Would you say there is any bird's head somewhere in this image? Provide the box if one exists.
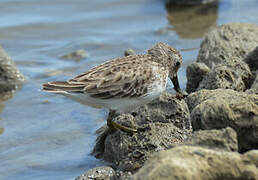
[147,42,182,80]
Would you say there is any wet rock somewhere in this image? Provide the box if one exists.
[174,127,238,152]
[92,93,191,172]
[166,0,219,5]
[132,146,258,180]
[75,166,115,180]
[186,89,258,152]
[60,49,88,61]
[166,1,218,39]
[244,46,258,71]
[186,62,211,93]
[124,49,136,56]
[0,46,25,92]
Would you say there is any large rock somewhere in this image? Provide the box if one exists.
[131,92,191,130]
[0,46,25,92]
[187,23,258,92]
[197,23,258,68]
[132,146,258,180]
[92,92,191,172]
[186,89,258,152]
[104,123,189,172]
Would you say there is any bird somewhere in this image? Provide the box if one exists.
[42,42,186,133]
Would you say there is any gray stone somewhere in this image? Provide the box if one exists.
[197,23,258,68]
[131,92,191,130]
[0,46,25,92]
[75,166,115,180]
[132,146,258,180]
[104,123,190,172]
[61,49,88,61]
[186,89,258,152]
[189,23,258,92]
[186,62,211,93]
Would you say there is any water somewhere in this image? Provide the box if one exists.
[0,0,257,179]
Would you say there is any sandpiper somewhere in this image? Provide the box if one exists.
[42,42,186,133]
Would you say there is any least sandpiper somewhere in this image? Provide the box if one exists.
[42,42,186,133]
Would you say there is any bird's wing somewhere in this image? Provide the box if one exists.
[42,55,160,99]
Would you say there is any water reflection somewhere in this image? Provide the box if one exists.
[165,2,219,39]
[0,91,15,136]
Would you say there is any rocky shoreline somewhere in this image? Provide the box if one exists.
[76,23,258,180]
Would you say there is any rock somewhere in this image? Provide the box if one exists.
[197,62,253,91]
[175,127,238,152]
[92,93,192,172]
[0,46,25,92]
[132,146,258,180]
[60,49,88,61]
[104,123,190,172]
[166,0,219,5]
[166,2,218,39]
[75,166,115,180]
[197,23,258,68]
[186,62,211,93]
[188,23,258,92]
[244,46,258,71]
[124,48,136,56]
[131,92,191,130]
[186,89,258,152]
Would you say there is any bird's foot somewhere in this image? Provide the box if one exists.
[108,120,137,134]
[107,110,137,134]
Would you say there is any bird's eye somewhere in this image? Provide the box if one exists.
[176,61,181,66]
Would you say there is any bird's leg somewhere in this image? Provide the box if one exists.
[107,110,137,133]
[171,74,188,99]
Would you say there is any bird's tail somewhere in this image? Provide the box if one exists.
[42,81,85,93]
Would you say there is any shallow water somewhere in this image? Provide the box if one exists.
[0,0,257,179]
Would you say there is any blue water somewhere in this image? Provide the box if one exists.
[0,0,257,179]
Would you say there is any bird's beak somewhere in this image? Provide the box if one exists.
[170,74,181,93]
[170,74,188,99]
